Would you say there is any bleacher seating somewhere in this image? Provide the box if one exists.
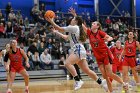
[0,38,11,50]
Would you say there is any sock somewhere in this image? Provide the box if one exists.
[96,77,102,85]
[74,75,80,81]
[7,88,11,91]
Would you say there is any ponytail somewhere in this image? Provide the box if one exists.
[75,16,87,42]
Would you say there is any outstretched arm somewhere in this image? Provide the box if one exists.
[104,35,113,42]
[52,29,68,40]
[45,17,65,32]
[69,7,88,33]
[20,49,30,68]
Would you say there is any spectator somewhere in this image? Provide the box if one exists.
[38,42,45,55]
[17,30,26,45]
[40,49,54,70]
[0,23,5,37]
[16,11,23,22]
[58,56,68,76]
[46,38,53,54]
[136,54,140,71]
[36,25,46,39]
[32,51,41,70]
[27,42,38,54]
[24,17,29,31]
[58,42,67,59]
[105,16,111,25]
[0,50,3,66]
[40,37,46,45]
[27,51,34,71]
[5,2,12,20]
[31,4,40,22]
[5,21,14,38]
[39,3,45,12]
[0,10,5,23]
[27,28,35,45]
[8,10,16,22]
[51,38,59,59]
[13,22,22,35]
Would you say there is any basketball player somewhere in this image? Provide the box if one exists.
[45,16,108,91]
[69,7,128,93]
[119,31,140,92]
[0,44,10,65]
[110,40,123,82]
[4,40,30,93]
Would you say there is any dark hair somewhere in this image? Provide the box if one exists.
[75,16,87,42]
[66,17,73,26]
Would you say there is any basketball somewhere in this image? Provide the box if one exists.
[44,10,55,18]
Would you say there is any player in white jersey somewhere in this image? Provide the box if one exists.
[1,44,10,65]
[46,16,108,91]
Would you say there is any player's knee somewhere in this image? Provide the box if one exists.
[106,71,113,77]
[24,73,29,79]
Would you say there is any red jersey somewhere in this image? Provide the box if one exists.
[87,29,109,59]
[8,48,23,68]
[110,46,123,65]
[124,40,136,57]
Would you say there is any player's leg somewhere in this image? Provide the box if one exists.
[65,52,83,90]
[99,64,112,92]
[19,69,29,93]
[7,71,16,93]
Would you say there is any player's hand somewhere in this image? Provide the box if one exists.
[26,62,30,68]
[45,17,54,23]
[68,7,77,17]
[5,65,9,72]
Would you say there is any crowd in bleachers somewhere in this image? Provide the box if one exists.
[0,2,140,74]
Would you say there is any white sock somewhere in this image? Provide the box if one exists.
[7,88,11,91]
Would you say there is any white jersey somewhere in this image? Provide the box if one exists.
[63,25,80,48]
[63,25,86,60]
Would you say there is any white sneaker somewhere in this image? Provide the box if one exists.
[123,83,130,93]
[100,79,108,92]
[7,89,12,93]
[74,80,84,90]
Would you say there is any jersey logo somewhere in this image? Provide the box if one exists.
[128,48,132,53]
[93,42,98,48]
[13,55,20,62]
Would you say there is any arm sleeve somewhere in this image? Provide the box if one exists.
[62,25,78,33]
[4,53,9,62]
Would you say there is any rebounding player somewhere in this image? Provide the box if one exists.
[4,40,30,93]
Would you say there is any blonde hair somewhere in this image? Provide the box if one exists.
[95,21,102,30]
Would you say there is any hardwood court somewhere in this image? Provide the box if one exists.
[0,78,138,93]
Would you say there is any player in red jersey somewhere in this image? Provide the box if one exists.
[69,8,128,93]
[4,40,30,93]
[110,40,123,82]
[120,31,140,90]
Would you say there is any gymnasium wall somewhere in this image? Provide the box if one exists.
[99,0,132,15]
[39,0,95,15]
[0,0,34,18]
[136,0,140,27]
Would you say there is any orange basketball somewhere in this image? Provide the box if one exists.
[44,10,55,18]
